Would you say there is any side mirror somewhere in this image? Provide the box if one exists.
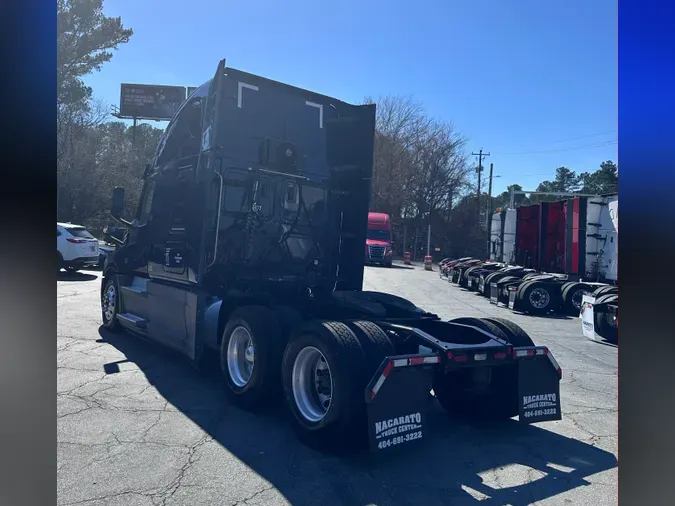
[111,187,125,218]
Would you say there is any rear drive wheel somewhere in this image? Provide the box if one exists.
[345,320,395,373]
[594,304,618,341]
[220,306,282,410]
[592,294,618,341]
[480,317,535,347]
[447,317,509,341]
[282,320,368,451]
[592,285,618,298]
[101,275,121,330]
[561,282,592,314]
[57,252,64,273]
[518,282,557,314]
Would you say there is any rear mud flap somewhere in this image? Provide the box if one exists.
[518,357,562,423]
[366,365,432,453]
[508,287,517,309]
[580,295,596,340]
[490,283,499,304]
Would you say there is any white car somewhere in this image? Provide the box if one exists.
[57,222,100,273]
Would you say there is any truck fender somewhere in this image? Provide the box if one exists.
[202,299,224,351]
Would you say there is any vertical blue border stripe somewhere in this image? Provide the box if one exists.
[619,0,675,211]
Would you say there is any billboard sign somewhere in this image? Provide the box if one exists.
[119,84,187,120]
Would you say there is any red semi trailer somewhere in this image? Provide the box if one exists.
[482,195,617,316]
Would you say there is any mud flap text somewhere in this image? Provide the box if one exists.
[518,357,562,423]
[367,367,430,452]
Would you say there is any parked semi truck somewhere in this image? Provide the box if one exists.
[365,212,393,267]
[101,59,562,453]
[482,195,618,315]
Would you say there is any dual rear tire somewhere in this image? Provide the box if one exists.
[220,306,393,450]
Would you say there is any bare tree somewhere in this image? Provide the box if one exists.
[366,95,434,216]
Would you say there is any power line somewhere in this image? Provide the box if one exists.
[538,130,617,145]
[499,140,617,156]
[501,130,617,153]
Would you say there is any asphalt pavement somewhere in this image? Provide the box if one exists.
[58,263,617,506]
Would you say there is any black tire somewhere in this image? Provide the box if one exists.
[518,282,557,314]
[345,320,395,374]
[434,317,517,420]
[561,282,592,314]
[57,252,64,273]
[220,305,282,411]
[282,320,368,451]
[66,265,79,274]
[594,305,617,341]
[481,317,535,347]
[448,317,510,341]
[101,275,121,330]
[595,293,618,306]
[385,259,393,268]
[592,285,618,298]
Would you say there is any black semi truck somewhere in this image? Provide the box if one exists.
[101,59,563,453]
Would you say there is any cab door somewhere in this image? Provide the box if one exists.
[142,94,207,356]
[147,95,205,285]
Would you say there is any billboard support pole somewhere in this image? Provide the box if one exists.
[132,117,137,145]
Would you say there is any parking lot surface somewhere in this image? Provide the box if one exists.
[58,264,617,506]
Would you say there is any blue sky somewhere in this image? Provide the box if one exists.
[83,0,617,195]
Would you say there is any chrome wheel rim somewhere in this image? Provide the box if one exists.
[102,284,116,322]
[529,287,551,309]
[227,326,255,387]
[571,289,585,310]
[292,346,333,423]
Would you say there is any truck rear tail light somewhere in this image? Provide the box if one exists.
[494,352,507,359]
[453,354,468,362]
[66,238,87,244]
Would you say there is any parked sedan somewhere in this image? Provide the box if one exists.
[57,222,99,273]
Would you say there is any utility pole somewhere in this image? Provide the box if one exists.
[486,163,494,228]
[403,226,407,257]
[427,224,431,256]
[471,148,490,223]
[486,163,494,257]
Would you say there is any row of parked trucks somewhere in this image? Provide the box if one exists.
[439,195,618,343]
